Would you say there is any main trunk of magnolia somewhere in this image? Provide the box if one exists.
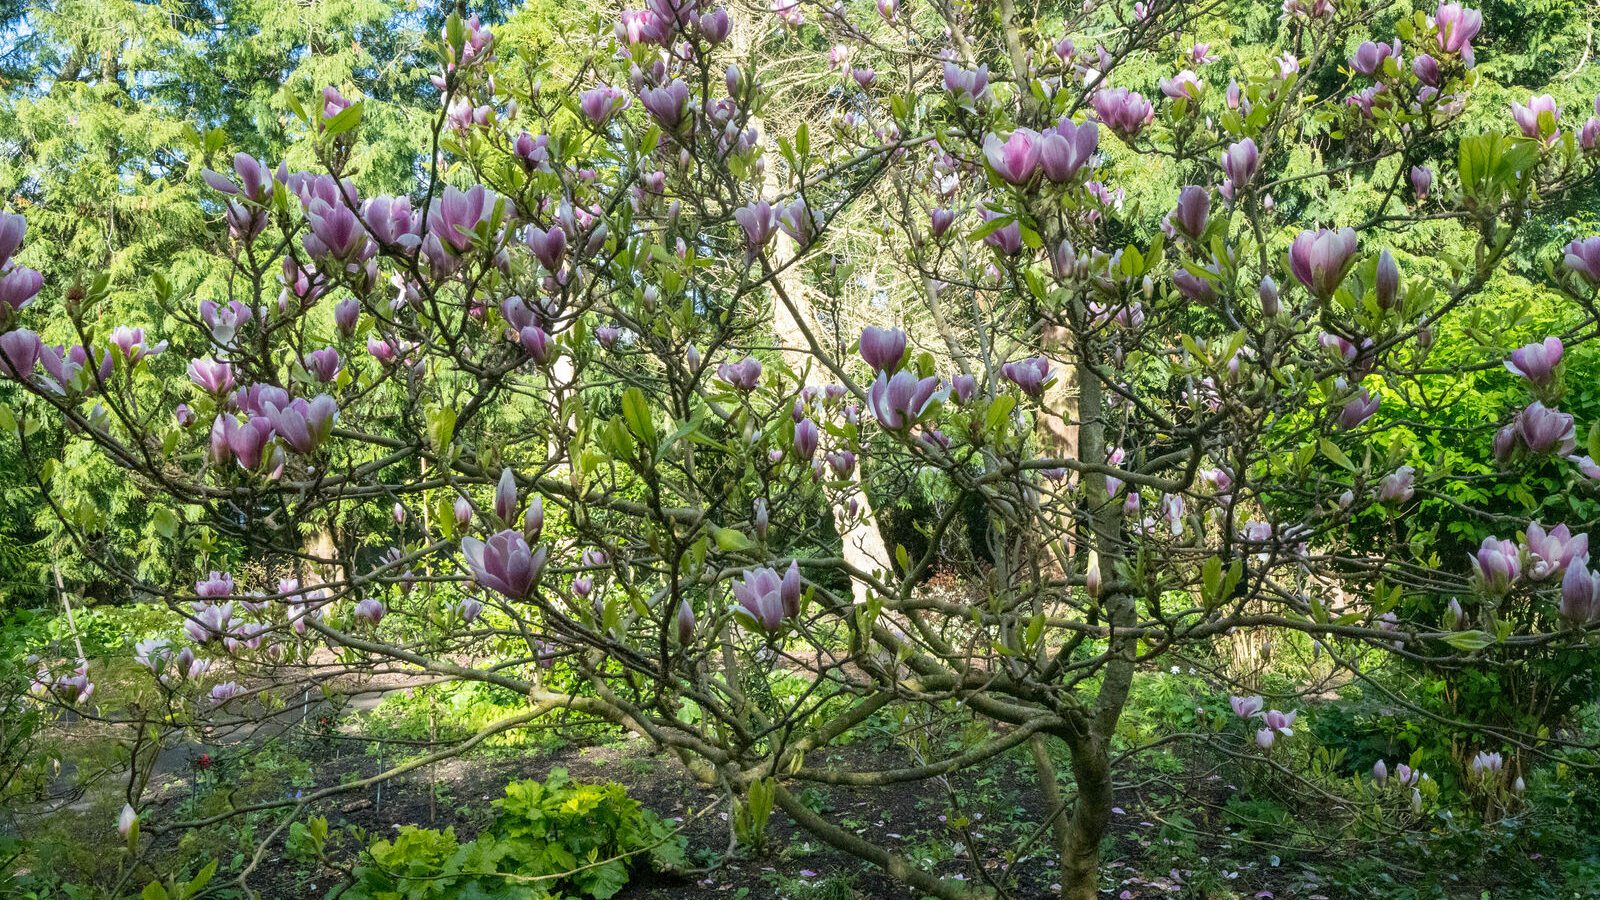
[1059,734,1114,900]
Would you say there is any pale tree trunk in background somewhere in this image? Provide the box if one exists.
[302,525,345,590]
[1038,325,1080,566]
[771,245,895,604]
[735,20,895,605]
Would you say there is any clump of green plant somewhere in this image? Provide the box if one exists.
[336,769,685,899]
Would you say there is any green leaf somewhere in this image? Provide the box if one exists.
[1320,439,1356,472]
[428,406,457,452]
[1024,612,1044,648]
[152,507,179,539]
[1202,555,1223,603]
[1441,630,1496,652]
[141,882,169,900]
[322,101,364,137]
[711,526,755,553]
[968,213,1015,242]
[985,394,1016,435]
[621,387,656,447]
[184,860,217,897]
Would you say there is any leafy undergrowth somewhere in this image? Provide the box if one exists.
[145,703,1597,900]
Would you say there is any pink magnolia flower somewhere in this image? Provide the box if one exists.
[982,129,1040,185]
[1002,357,1054,397]
[1510,94,1560,143]
[1469,536,1521,595]
[1158,70,1203,101]
[0,328,42,380]
[578,85,630,126]
[867,371,944,430]
[462,530,546,600]
[734,200,778,248]
[1230,695,1264,718]
[859,326,907,372]
[0,266,42,311]
[1514,401,1576,455]
[1505,336,1563,387]
[1091,87,1153,139]
[1289,227,1359,298]
[1560,563,1600,623]
[1263,709,1297,735]
[1523,522,1587,580]
[717,356,762,391]
[1565,236,1600,284]
[731,562,802,631]
[1433,3,1483,67]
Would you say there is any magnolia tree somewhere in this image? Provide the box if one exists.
[11,0,1600,896]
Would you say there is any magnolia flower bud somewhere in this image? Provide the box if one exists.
[335,299,360,337]
[677,598,695,643]
[1410,165,1432,202]
[753,498,769,542]
[353,597,385,626]
[1375,250,1400,310]
[495,467,518,526]
[1257,277,1280,317]
[1085,550,1102,599]
[119,804,139,840]
[524,495,544,544]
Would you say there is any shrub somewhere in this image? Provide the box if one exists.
[342,769,685,900]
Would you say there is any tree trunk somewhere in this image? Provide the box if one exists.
[1037,324,1080,566]
[1059,734,1113,900]
[1059,319,1133,900]
[737,19,894,605]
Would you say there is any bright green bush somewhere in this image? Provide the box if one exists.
[341,769,685,900]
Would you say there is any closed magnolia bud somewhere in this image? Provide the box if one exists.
[1373,759,1388,786]
[524,495,544,544]
[335,298,360,337]
[1445,597,1464,629]
[454,496,473,527]
[677,598,695,643]
[753,498,769,541]
[1258,276,1279,317]
[393,503,406,525]
[794,418,819,459]
[1410,165,1432,202]
[354,597,385,626]
[495,467,518,526]
[1375,250,1400,309]
[118,804,138,839]
[1085,550,1102,599]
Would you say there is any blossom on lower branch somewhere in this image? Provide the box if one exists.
[462,529,548,600]
[731,562,802,632]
